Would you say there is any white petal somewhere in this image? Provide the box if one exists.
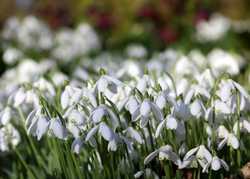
[220,159,229,171]
[50,118,67,140]
[71,138,84,154]
[61,90,70,109]
[144,150,159,165]
[140,100,151,117]
[108,140,117,151]
[166,116,178,130]
[14,88,26,107]
[1,107,11,125]
[183,146,199,161]
[150,102,163,121]
[243,120,250,133]
[140,116,149,128]
[36,117,49,140]
[91,107,106,123]
[85,125,99,142]
[155,120,166,138]
[126,97,139,114]
[127,127,143,144]
[99,122,114,141]
[228,134,239,149]
[211,156,221,171]
[217,137,227,150]
[156,95,166,109]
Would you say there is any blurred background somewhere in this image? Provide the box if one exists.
[1,0,250,52]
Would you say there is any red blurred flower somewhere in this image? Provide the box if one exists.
[159,26,178,44]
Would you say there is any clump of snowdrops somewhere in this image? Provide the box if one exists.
[0,16,250,179]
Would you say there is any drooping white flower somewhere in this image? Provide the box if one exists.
[49,118,67,140]
[61,85,82,109]
[132,99,163,128]
[217,125,239,150]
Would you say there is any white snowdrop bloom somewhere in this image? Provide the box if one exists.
[76,23,100,52]
[99,122,115,141]
[14,88,26,107]
[33,78,56,97]
[173,101,191,121]
[49,118,67,140]
[65,109,86,138]
[95,75,124,98]
[176,78,190,96]
[117,61,141,78]
[2,17,20,40]
[126,127,143,144]
[175,56,199,76]
[89,105,119,130]
[195,69,215,90]
[196,14,230,42]
[16,59,44,83]
[208,49,243,76]
[126,44,147,59]
[132,99,163,128]
[3,47,23,65]
[188,49,207,68]
[136,75,154,94]
[85,122,115,143]
[217,125,239,150]
[13,88,39,107]
[17,16,53,50]
[26,109,50,140]
[51,72,68,87]
[144,145,180,166]
[0,107,12,125]
[71,138,84,154]
[156,90,176,109]
[233,118,250,134]
[214,100,232,114]
[125,96,139,115]
[0,124,20,151]
[190,99,205,118]
[196,145,212,173]
[61,85,82,109]
[155,114,179,137]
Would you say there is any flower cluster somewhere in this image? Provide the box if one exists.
[0,16,249,178]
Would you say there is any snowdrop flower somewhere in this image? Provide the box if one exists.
[136,75,154,94]
[132,99,163,128]
[65,109,86,138]
[61,85,82,109]
[173,101,191,121]
[125,127,143,144]
[71,138,84,154]
[233,118,250,134]
[0,124,20,151]
[95,75,124,99]
[175,56,199,76]
[125,96,139,115]
[0,107,12,125]
[126,44,147,59]
[208,49,243,76]
[89,105,119,130]
[217,125,239,150]
[155,90,176,110]
[13,88,39,107]
[85,122,115,143]
[155,115,178,138]
[144,145,179,165]
[196,14,230,42]
[3,47,23,65]
[49,117,67,140]
[33,78,56,97]
[26,108,50,140]
[190,99,206,118]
